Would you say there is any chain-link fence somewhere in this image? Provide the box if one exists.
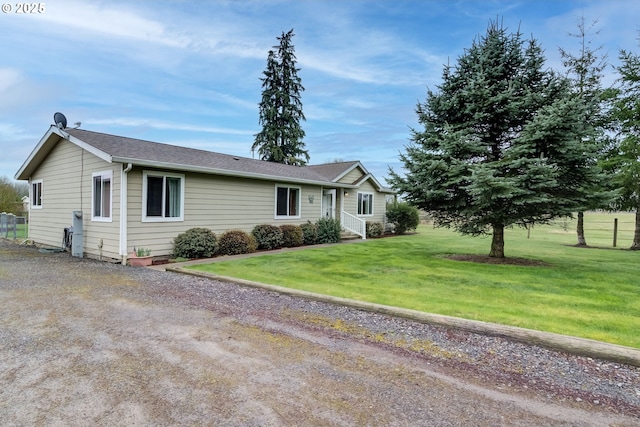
[0,213,27,239]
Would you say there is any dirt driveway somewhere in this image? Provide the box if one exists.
[1,240,638,426]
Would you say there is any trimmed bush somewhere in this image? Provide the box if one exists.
[252,224,283,250]
[173,227,218,259]
[386,202,420,235]
[316,217,342,244]
[280,224,304,248]
[218,229,257,256]
[366,221,384,238]
[300,221,318,245]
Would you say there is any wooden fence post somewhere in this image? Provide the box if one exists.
[0,212,6,237]
[613,218,618,248]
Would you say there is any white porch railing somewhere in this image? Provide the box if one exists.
[341,211,366,240]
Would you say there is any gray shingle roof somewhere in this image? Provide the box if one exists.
[307,161,361,181]
[65,128,360,185]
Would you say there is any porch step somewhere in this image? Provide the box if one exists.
[340,231,362,241]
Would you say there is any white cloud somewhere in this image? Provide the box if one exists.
[0,122,32,139]
[0,68,63,114]
[22,0,269,62]
[0,68,23,93]
[40,0,189,48]
[299,53,385,84]
[87,117,255,136]
[295,15,443,87]
[204,91,257,111]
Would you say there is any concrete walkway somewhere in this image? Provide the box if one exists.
[152,246,640,368]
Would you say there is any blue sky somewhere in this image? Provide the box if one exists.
[2,0,639,183]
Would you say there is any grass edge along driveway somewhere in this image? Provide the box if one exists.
[188,223,640,349]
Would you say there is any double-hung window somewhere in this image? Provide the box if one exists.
[31,180,43,209]
[275,185,300,218]
[143,171,184,222]
[92,171,112,221]
[357,192,373,216]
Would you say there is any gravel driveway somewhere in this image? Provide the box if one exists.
[1,239,639,426]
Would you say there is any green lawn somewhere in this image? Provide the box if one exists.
[188,212,640,348]
[2,223,27,240]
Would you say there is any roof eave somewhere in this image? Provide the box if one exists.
[15,126,112,180]
[352,172,394,193]
[331,161,365,183]
[15,127,57,180]
[112,156,351,187]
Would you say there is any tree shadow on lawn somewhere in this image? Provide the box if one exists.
[445,254,551,267]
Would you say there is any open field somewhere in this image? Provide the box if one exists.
[189,212,640,348]
[533,211,637,248]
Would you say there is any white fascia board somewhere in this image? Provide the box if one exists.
[14,126,112,180]
[331,161,366,183]
[352,172,394,193]
[14,127,58,180]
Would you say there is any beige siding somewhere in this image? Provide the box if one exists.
[82,160,121,260]
[342,179,387,224]
[29,143,391,260]
[28,139,121,259]
[337,166,365,185]
[125,169,325,256]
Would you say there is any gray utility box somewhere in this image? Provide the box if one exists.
[71,211,83,258]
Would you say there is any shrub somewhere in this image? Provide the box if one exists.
[252,224,283,250]
[366,221,384,238]
[218,229,257,256]
[173,227,218,259]
[316,217,342,244]
[386,202,420,235]
[300,221,318,245]
[280,224,303,248]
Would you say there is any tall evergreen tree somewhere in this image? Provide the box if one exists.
[389,20,605,258]
[605,45,640,249]
[252,29,309,165]
[559,17,614,246]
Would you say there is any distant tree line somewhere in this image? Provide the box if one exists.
[0,177,28,215]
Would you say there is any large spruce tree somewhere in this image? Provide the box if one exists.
[252,29,309,166]
[389,20,604,258]
[605,46,640,249]
[559,17,614,246]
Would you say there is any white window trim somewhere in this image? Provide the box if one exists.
[142,170,185,222]
[357,191,374,217]
[274,184,302,219]
[31,179,43,209]
[91,170,113,222]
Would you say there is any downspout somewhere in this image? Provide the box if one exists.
[119,163,132,264]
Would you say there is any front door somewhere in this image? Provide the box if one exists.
[322,189,336,219]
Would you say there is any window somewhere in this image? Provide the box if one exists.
[31,180,43,209]
[357,192,373,216]
[143,171,184,221]
[275,185,300,218]
[92,171,112,221]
